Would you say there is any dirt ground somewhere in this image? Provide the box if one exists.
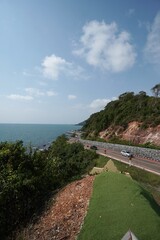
[19,175,95,240]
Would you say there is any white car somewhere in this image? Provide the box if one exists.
[121,150,133,157]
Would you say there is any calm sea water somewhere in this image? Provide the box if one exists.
[0,124,81,147]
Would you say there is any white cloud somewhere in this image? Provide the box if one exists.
[7,88,57,101]
[25,88,57,97]
[42,54,69,80]
[68,94,77,100]
[7,94,33,101]
[89,98,111,109]
[74,20,136,72]
[41,54,86,80]
[25,88,45,97]
[46,91,58,97]
[144,12,160,65]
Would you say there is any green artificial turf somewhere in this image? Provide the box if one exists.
[78,172,160,240]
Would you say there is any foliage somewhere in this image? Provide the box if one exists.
[82,91,160,137]
[113,159,160,187]
[48,135,97,185]
[151,83,160,97]
[0,137,97,239]
[94,155,109,168]
[107,136,160,150]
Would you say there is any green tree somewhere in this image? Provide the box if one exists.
[151,83,160,97]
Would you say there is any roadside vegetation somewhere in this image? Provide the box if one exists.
[91,155,160,187]
[78,172,160,240]
[0,135,97,239]
[113,159,160,206]
[94,155,110,168]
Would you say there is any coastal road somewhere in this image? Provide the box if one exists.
[85,144,160,176]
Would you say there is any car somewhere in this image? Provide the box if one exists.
[90,145,98,150]
[121,150,133,157]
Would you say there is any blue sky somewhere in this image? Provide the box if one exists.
[0,0,160,124]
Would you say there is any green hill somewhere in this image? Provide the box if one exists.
[78,172,160,240]
[82,91,160,137]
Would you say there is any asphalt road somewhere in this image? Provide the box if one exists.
[69,137,160,176]
[86,144,160,176]
[71,138,160,175]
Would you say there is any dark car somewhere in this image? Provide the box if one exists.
[90,145,98,150]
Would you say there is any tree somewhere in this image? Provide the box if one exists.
[151,84,160,97]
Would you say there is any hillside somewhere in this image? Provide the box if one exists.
[14,176,95,240]
[15,171,160,240]
[82,91,160,146]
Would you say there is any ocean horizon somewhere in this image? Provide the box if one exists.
[0,123,81,148]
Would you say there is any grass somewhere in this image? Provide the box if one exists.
[94,155,160,186]
[94,155,110,168]
[78,172,160,240]
[93,155,160,202]
[113,159,160,187]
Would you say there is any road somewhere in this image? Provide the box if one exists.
[85,144,160,176]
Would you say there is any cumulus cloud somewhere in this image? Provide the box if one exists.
[25,88,45,97]
[7,88,57,101]
[42,54,69,80]
[144,12,160,65]
[68,94,77,100]
[89,98,111,109]
[74,20,136,72]
[7,94,33,101]
[25,88,58,97]
[41,54,86,80]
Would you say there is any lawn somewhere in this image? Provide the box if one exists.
[94,155,109,168]
[78,172,160,240]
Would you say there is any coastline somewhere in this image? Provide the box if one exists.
[0,123,81,148]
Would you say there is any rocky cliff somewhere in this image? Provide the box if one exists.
[99,121,160,146]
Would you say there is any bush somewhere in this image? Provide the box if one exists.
[0,138,97,239]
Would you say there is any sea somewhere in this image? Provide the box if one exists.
[0,124,81,148]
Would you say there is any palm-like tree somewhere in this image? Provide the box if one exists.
[151,83,160,97]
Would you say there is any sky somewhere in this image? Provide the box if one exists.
[0,0,160,124]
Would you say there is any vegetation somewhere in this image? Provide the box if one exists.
[1,135,159,239]
[78,172,160,240]
[151,83,160,97]
[113,160,160,187]
[93,155,160,187]
[82,91,160,138]
[94,155,110,168]
[0,136,97,239]
[107,136,160,150]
